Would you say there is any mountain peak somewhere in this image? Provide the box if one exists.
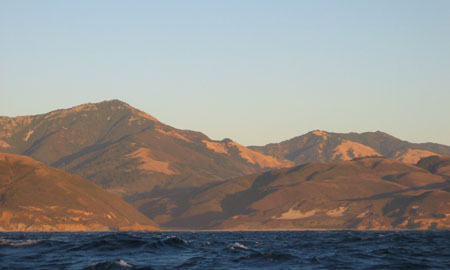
[101,99,126,104]
[310,130,329,138]
[99,99,159,122]
[38,100,159,125]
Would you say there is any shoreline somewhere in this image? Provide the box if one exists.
[1,228,448,233]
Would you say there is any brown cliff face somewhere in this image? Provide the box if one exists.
[0,153,158,231]
[249,130,450,165]
[165,157,450,230]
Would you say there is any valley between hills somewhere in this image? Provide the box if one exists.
[1,100,449,231]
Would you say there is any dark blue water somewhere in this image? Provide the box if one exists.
[1,231,449,270]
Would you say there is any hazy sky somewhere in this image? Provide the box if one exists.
[1,1,449,146]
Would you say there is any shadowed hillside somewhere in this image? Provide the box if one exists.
[0,153,158,231]
[417,156,450,179]
[165,157,450,230]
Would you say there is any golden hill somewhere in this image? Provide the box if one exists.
[0,153,158,231]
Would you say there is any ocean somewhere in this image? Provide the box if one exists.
[0,231,449,269]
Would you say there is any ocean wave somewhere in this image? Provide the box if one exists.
[84,259,155,270]
[147,235,189,249]
[70,234,149,251]
[1,231,449,270]
[174,256,203,269]
[236,250,296,262]
[0,239,40,247]
[84,260,133,270]
[162,235,189,246]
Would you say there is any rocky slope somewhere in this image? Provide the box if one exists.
[250,130,450,165]
[165,156,450,230]
[0,153,158,231]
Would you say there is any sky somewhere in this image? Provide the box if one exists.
[1,0,449,146]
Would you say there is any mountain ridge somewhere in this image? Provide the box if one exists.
[0,99,291,193]
[249,130,450,165]
[1,100,449,229]
[0,100,292,225]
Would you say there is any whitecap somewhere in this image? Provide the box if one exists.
[230,242,249,250]
[117,260,131,267]
[84,259,133,270]
[0,239,40,246]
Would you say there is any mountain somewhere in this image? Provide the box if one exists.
[2,101,449,229]
[0,100,292,223]
[0,100,291,192]
[165,156,450,230]
[249,130,450,165]
[0,153,158,231]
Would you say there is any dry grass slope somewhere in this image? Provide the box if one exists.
[0,153,158,232]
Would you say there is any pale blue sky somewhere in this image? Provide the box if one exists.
[1,1,449,146]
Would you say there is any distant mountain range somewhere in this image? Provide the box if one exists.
[0,153,157,231]
[0,100,449,230]
[250,130,450,164]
